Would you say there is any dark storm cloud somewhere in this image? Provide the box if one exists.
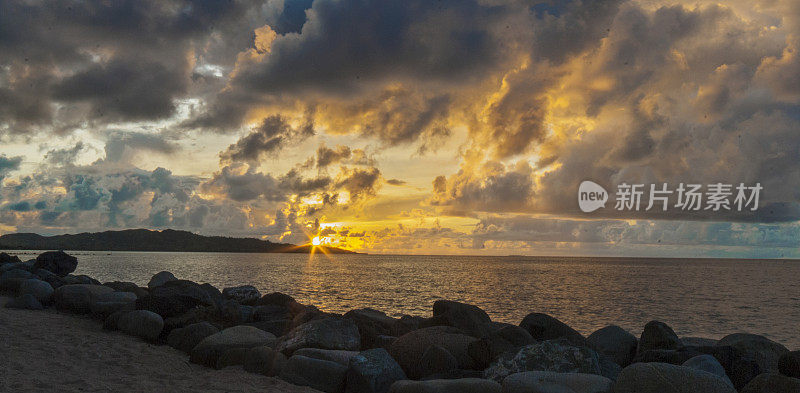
[0,155,23,185]
[220,115,315,163]
[45,143,85,166]
[104,131,179,163]
[202,164,285,202]
[336,167,382,200]
[316,145,352,168]
[272,0,315,34]
[432,161,535,214]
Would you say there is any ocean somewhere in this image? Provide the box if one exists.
[6,251,799,349]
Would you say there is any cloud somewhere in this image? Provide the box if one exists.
[220,115,314,163]
[104,131,179,163]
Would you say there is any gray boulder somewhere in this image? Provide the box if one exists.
[118,310,164,341]
[484,339,602,382]
[779,350,800,378]
[33,251,77,277]
[637,321,682,353]
[1,268,33,281]
[520,313,584,345]
[147,271,177,289]
[612,362,736,393]
[419,345,459,378]
[190,325,276,367]
[215,347,252,369]
[34,269,66,289]
[280,355,348,393]
[681,337,718,347]
[5,293,44,310]
[388,378,502,393]
[346,348,407,393]
[587,325,638,367]
[136,279,214,318]
[103,281,148,298]
[682,354,733,387]
[166,321,220,353]
[220,299,254,325]
[389,326,478,379]
[294,348,359,366]
[716,333,789,372]
[277,317,361,355]
[740,372,800,393]
[53,284,114,313]
[243,345,287,376]
[345,308,397,349]
[502,371,613,393]
[426,300,493,338]
[18,278,54,303]
[0,252,21,265]
[222,285,261,305]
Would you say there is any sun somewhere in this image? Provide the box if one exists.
[311,236,322,246]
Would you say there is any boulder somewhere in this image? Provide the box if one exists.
[346,348,407,393]
[484,339,602,382]
[391,315,424,337]
[65,274,101,285]
[245,319,292,337]
[294,348,359,366]
[779,351,800,378]
[257,291,298,308]
[18,278,54,303]
[34,269,66,289]
[587,325,638,367]
[53,284,114,313]
[147,271,177,289]
[136,279,214,318]
[253,304,292,322]
[716,333,789,372]
[598,354,622,381]
[0,277,25,293]
[389,326,478,380]
[5,293,44,310]
[190,325,276,367]
[681,337,718,347]
[222,285,261,305]
[220,299,254,325]
[632,347,704,365]
[103,310,127,331]
[0,252,21,265]
[2,268,33,281]
[345,308,397,349]
[612,362,736,393]
[419,345,459,378]
[520,313,584,345]
[117,310,164,341]
[740,372,800,393]
[33,251,77,277]
[103,281,148,298]
[637,321,682,353]
[243,345,287,376]
[280,355,348,393]
[200,283,224,307]
[426,300,493,338]
[166,321,220,353]
[388,378,502,393]
[682,354,733,387]
[277,317,361,355]
[215,347,252,369]
[502,371,613,393]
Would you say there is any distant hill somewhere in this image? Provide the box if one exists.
[0,229,355,254]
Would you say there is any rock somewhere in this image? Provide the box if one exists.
[716,333,789,372]
[388,378,502,393]
[222,285,261,305]
[502,371,613,393]
[612,362,736,393]
[200,283,224,307]
[280,355,348,393]
[391,315,424,337]
[147,271,177,289]
[220,299,254,325]
[277,317,361,355]
[103,281,148,298]
[682,354,733,387]
[53,284,114,313]
[740,372,800,393]
[427,300,493,338]
[253,304,292,322]
[190,325,276,367]
[779,351,800,378]
[162,305,220,334]
[681,337,718,347]
[103,310,127,330]
[375,335,398,349]
[257,291,298,307]
[18,278,54,303]
[166,321,220,353]
[34,269,66,289]
[484,339,602,382]
[520,313,584,345]
[117,310,164,341]
[93,290,137,305]
[136,279,214,318]
[294,348,359,366]
[243,345,287,376]
[245,319,292,337]
[0,252,21,265]
[5,293,44,310]
[33,251,77,277]
[632,347,704,365]
[2,268,34,281]
[389,326,478,380]
[215,347,252,369]
[637,321,682,353]
[419,345,459,378]
[587,325,638,367]
[598,354,622,381]
[65,274,100,285]
[346,348,407,393]
[345,308,396,349]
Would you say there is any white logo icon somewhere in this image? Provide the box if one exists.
[579,181,608,212]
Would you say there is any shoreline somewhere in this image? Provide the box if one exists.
[2,251,799,393]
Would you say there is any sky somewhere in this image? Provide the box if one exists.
[0,0,798,257]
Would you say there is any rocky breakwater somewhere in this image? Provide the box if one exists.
[1,250,799,393]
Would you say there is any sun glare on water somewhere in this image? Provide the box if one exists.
[311,236,322,246]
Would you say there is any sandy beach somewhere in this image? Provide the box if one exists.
[0,297,318,393]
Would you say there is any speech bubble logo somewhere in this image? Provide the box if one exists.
[578,180,608,212]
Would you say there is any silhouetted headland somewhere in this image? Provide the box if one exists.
[0,229,355,254]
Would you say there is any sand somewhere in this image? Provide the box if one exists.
[0,297,319,392]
